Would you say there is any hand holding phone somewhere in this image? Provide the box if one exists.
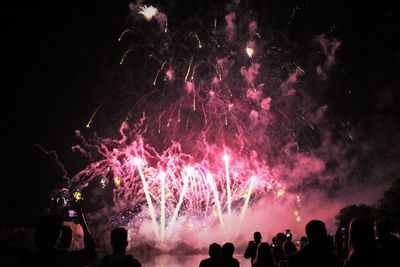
[286,229,292,240]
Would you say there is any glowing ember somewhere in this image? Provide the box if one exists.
[246,46,254,58]
[276,188,286,198]
[73,191,82,201]
[100,178,106,188]
[114,176,121,186]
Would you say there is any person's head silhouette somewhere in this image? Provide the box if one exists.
[255,242,273,264]
[208,242,221,259]
[283,241,297,256]
[376,221,393,238]
[221,242,235,258]
[111,227,129,253]
[348,219,375,255]
[59,225,72,249]
[254,231,262,243]
[35,214,63,248]
[305,220,327,244]
[276,232,286,246]
[299,236,308,249]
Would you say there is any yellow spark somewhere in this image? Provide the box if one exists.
[276,188,285,197]
[73,191,82,201]
[114,176,121,186]
[138,5,158,21]
[246,46,254,58]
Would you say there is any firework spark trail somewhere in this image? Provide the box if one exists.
[223,153,232,215]
[207,173,224,226]
[160,171,166,241]
[193,33,202,48]
[120,48,133,64]
[184,58,193,82]
[240,176,255,221]
[86,98,107,128]
[153,60,167,85]
[118,29,132,42]
[169,167,190,230]
[34,144,70,182]
[134,157,159,239]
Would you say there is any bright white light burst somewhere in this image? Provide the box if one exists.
[138,5,159,21]
[246,46,254,58]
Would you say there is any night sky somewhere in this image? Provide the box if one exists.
[4,0,400,228]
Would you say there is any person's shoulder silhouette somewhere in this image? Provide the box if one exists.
[288,220,340,267]
[221,242,240,267]
[244,231,262,264]
[30,214,65,266]
[99,227,141,267]
[253,242,274,267]
[199,243,221,267]
[29,210,96,267]
[344,219,377,267]
[376,221,400,267]
[59,225,73,250]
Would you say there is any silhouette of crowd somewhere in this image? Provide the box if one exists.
[200,219,400,267]
[18,207,400,267]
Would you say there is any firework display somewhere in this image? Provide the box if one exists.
[51,1,344,246]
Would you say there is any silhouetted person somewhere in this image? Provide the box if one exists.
[326,235,335,253]
[343,219,377,267]
[272,233,285,265]
[245,231,262,264]
[252,242,275,267]
[334,221,348,264]
[288,220,341,267]
[29,210,96,267]
[59,225,73,250]
[279,241,297,267]
[199,243,221,267]
[376,221,400,267]
[299,237,307,250]
[99,227,141,267]
[221,242,240,267]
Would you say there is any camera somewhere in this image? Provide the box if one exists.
[338,221,347,235]
[68,209,78,218]
[64,207,78,221]
[286,229,292,241]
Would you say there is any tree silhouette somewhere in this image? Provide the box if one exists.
[375,178,400,231]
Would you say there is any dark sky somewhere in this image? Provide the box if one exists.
[3,0,400,227]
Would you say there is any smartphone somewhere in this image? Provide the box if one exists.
[286,229,291,237]
[68,209,78,218]
[286,229,292,240]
